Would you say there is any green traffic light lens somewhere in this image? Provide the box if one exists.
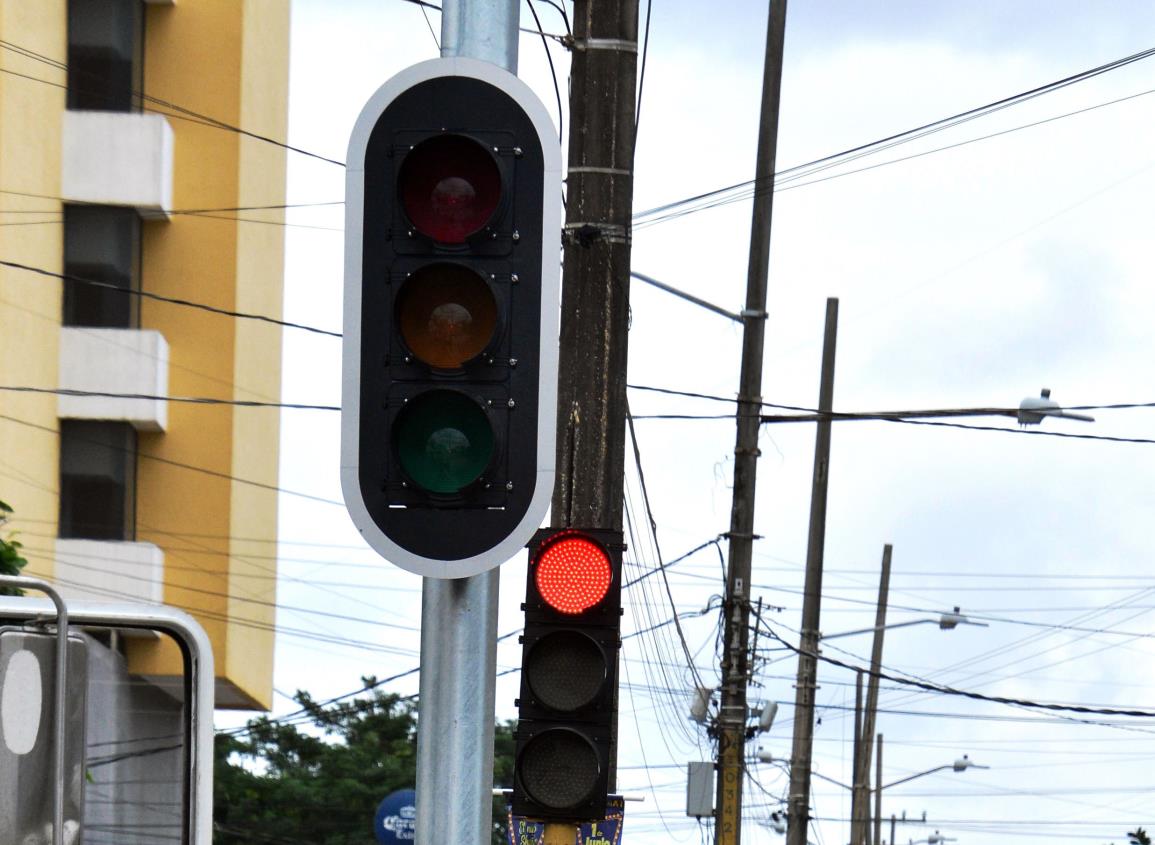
[394,390,495,494]
[518,729,600,810]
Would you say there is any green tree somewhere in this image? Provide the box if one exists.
[0,500,29,596]
[214,680,517,845]
[1128,828,1151,845]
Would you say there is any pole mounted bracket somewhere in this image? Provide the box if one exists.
[564,221,631,246]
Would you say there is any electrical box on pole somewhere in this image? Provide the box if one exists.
[513,528,624,820]
[342,58,561,579]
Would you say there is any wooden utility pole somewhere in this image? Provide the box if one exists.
[552,1,638,530]
[715,5,789,843]
[785,298,839,845]
[552,0,639,822]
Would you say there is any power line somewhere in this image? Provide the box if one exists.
[0,259,341,338]
[0,385,338,411]
[632,44,1155,226]
[0,412,343,507]
[758,618,1155,719]
[0,39,345,167]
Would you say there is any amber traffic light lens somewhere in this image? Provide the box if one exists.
[535,535,613,615]
[396,264,497,369]
[399,134,501,243]
[525,630,606,712]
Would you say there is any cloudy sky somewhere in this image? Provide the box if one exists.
[238,2,1155,843]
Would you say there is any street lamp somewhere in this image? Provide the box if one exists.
[818,608,987,641]
[817,609,985,845]
[880,755,989,791]
[878,757,988,845]
[774,755,986,845]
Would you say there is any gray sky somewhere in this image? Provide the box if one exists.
[233,2,1155,843]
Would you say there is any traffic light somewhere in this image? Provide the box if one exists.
[342,58,561,579]
[513,528,624,820]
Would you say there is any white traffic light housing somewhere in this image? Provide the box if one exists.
[342,58,561,579]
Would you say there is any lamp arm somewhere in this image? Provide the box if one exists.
[880,764,952,790]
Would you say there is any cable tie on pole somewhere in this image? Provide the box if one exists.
[568,165,632,177]
[571,37,638,53]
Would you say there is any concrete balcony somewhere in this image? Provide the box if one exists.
[58,328,169,431]
[61,111,174,219]
[54,539,165,605]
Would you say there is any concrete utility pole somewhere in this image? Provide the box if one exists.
[714,3,789,844]
[549,0,638,840]
[785,298,839,845]
[853,546,893,845]
[413,3,517,844]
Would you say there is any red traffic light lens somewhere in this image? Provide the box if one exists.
[397,263,497,369]
[399,134,501,243]
[535,535,612,615]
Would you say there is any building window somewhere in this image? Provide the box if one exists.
[67,0,143,112]
[63,205,141,329]
[59,421,137,541]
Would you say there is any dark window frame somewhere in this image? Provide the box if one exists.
[59,420,138,542]
[62,204,142,329]
[66,0,144,113]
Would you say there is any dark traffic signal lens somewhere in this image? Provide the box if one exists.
[399,134,501,243]
[396,263,497,369]
[535,535,613,614]
[525,631,606,711]
[394,390,494,494]
[517,729,601,811]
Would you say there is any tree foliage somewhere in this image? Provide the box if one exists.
[1129,828,1151,845]
[0,499,28,596]
[214,680,516,845]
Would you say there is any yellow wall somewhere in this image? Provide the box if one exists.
[0,0,289,711]
[130,0,290,710]
[0,2,65,554]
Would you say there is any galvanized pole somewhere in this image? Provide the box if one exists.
[714,3,789,844]
[786,297,839,845]
[413,3,518,844]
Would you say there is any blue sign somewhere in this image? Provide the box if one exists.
[507,796,625,845]
[374,789,416,844]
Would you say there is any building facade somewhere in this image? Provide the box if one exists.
[0,0,290,711]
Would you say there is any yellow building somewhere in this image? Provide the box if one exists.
[0,0,289,710]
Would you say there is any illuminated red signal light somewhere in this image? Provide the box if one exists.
[398,134,502,243]
[534,534,612,615]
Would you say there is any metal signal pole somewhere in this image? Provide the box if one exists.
[414,3,518,843]
[715,3,789,844]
